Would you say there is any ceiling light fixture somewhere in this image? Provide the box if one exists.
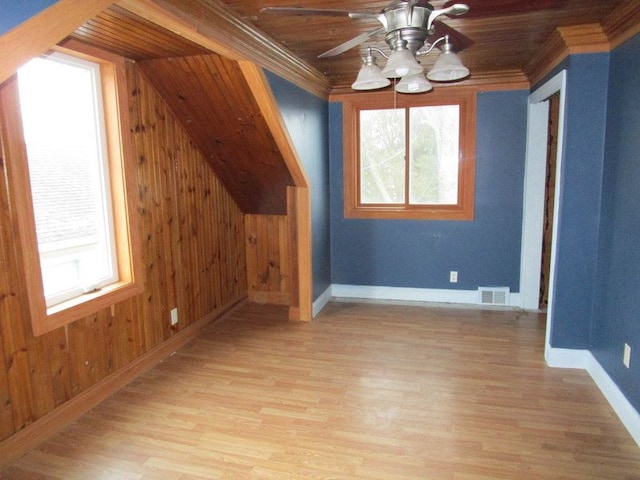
[352,34,469,94]
[381,34,424,78]
[262,1,472,94]
[351,49,391,90]
[395,72,433,94]
[427,39,470,81]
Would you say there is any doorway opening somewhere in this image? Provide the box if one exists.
[520,70,567,355]
[539,91,560,310]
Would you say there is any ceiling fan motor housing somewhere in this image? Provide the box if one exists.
[382,3,435,53]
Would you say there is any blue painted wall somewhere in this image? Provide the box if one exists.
[539,54,610,349]
[329,90,528,291]
[265,72,331,301]
[591,32,640,411]
[0,0,56,35]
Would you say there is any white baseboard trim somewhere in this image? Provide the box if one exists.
[546,346,640,446]
[545,346,590,369]
[312,285,333,317]
[331,284,522,308]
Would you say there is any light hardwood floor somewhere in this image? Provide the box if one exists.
[3,301,640,479]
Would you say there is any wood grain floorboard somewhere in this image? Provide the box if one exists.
[2,301,639,479]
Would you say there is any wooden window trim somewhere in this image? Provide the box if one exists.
[0,41,142,336]
[343,88,476,221]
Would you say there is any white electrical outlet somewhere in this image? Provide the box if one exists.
[170,308,179,326]
[450,271,458,283]
[623,343,631,368]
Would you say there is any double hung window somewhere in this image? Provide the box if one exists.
[18,52,118,307]
[1,43,141,335]
[343,89,476,220]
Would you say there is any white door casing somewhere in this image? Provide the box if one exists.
[520,70,567,356]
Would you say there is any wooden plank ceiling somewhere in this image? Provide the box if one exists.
[224,0,628,88]
[69,5,293,214]
[136,55,293,214]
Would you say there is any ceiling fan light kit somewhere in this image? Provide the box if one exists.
[380,38,424,78]
[395,72,433,93]
[351,53,392,90]
[426,41,470,81]
[353,34,468,93]
[262,1,471,94]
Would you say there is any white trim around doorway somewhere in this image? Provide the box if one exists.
[520,70,567,359]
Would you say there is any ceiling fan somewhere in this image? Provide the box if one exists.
[261,0,472,58]
[261,1,473,93]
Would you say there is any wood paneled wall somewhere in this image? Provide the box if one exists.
[245,214,290,305]
[0,62,247,445]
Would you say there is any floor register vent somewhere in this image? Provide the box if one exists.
[478,286,510,306]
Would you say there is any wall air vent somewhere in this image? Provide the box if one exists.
[478,286,510,306]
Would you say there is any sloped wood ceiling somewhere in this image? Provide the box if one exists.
[71,5,210,59]
[69,5,294,214]
[137,54,293,214]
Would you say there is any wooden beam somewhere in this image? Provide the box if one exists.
[286,187,312,322]
[0,0,116,85]
[238,61,310,189]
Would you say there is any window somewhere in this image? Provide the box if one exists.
[1,42,142,336]
[18,52,118,307]
[343,89,476,220]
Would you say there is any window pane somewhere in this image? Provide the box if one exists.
[18,53,118,306]
[359,108,405,204]
[409,105,459,205]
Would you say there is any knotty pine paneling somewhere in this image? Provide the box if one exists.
[137,54,295,215]
[245,214,290,305]
[70,5,211,61]
[0,62,247,443]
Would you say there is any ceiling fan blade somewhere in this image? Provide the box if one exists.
[260,6,376,19]
[318,27,386,58]
[428,22,473,51]
[426,4,469,31]
[349,12,382,21]
[442,0,566,18]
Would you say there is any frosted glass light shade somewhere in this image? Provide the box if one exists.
[352,53,391,90]
[395,73,433,94]
[426,44,469,81]
[352,59,391,90]
[381,48,423,78]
